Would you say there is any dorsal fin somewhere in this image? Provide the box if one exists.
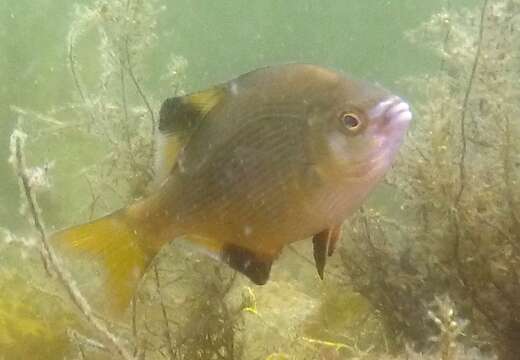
[153,85,226,187]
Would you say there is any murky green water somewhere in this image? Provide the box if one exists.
[0,0,476,227]
[3,1,519,359]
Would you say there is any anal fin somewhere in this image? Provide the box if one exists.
[312,225,343,280]
[222,244,273,285]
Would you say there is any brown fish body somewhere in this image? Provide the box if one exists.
[150,66,387,251]
[53,64,412,311]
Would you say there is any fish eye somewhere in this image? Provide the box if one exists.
[340,113,361,132]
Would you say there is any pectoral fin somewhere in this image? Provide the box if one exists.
[312,225,343,279]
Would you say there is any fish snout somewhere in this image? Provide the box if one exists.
[368,96,412,126]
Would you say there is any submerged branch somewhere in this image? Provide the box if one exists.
[67,31,98,127]
[119,59,137,171]
[449,2,493,334]
[124,37,156,139]
[451,0,500,339]
[10,130,134,360]
[455,0,489,205]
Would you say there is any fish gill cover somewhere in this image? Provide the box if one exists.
[1,0,519,359]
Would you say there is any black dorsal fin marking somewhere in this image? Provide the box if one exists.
[158,85,225,135]
[153,86,226,187]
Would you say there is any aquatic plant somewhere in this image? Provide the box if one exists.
[10,128,134,359]
[341,0,520,358]
[4,1,251,358]
[4,0,518,359]
[65,0,161,201]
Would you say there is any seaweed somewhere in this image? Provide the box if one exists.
[341,0,520,358]
[3,0,519,359]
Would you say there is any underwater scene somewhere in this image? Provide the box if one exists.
[1,0,520,359]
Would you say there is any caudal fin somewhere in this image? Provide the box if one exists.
[52,209,157,313]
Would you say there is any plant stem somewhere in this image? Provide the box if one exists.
[68,31,98,127]
[124,37,156,139]
[455,0,489,205]
[12,132,134,360]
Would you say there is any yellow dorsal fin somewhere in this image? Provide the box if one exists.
[153,86,226,187]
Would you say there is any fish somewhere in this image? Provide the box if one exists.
[52,64,412,312]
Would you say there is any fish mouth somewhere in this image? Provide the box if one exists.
[368,96,412,125]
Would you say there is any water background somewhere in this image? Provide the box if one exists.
[0,1,487,358]
[1,0,479,229]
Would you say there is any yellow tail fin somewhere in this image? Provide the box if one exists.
[52,209,157,314]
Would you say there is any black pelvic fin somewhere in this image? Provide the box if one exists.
[222,244,273,285]
[312,225,342,280]
[312,230,329,280]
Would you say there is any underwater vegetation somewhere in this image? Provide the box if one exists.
[1,0,519,359]
[342,0,520,359]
